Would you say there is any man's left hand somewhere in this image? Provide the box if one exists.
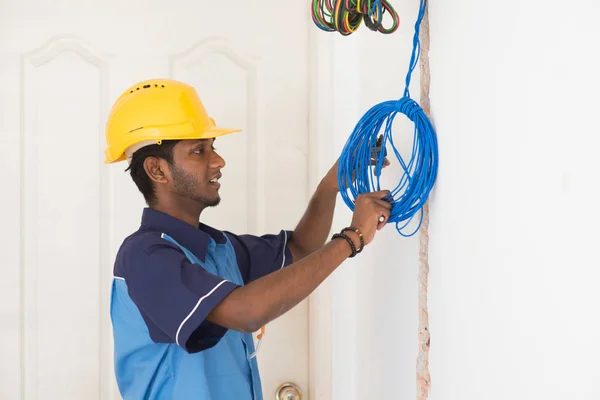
[322,138,390,192]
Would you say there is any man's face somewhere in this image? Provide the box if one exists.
[167,138,225,208]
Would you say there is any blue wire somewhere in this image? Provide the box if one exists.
[369,0,382,20]
[337,0,438,237]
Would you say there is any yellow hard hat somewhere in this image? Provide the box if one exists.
[104,78,240,163]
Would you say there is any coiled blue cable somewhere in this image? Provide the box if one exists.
[337,0,438,237]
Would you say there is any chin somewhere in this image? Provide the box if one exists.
[203,197,221,208]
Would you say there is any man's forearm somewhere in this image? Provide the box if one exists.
[207,238,353,333]
[289,178,339,259]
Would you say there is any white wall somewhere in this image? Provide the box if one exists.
[319,0,600,399]
[428,0,600,398]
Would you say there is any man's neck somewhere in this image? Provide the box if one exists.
[151,198,203,228]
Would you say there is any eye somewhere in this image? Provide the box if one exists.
[192,143,216,154]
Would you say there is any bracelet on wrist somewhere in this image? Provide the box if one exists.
[332,233,357,258]
[341,227,364,253]
[331,226,364,258]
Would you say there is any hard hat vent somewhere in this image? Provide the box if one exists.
[129,83,166,94]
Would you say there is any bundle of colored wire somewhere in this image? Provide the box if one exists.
[337,0,438,237]
[311,0,400,35]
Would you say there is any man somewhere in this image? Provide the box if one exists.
[104,78,391,399]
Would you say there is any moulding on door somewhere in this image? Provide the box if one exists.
[169,36,261,66]
[307,27,335,400]
[20,35,111,400]
[169,37,263,233]
[21,35,109,69]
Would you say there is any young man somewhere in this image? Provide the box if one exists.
[104,79,391,399]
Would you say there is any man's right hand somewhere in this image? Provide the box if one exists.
[348,190,392,246]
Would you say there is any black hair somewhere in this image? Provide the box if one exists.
[125,140,181,205]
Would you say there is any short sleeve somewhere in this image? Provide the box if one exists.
[119,235,239,353]
[225,230,294,284]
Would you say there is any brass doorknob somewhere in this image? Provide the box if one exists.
[275,382,302,400]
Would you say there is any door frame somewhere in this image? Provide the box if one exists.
[307,28,362,400]
[307,27,334,400]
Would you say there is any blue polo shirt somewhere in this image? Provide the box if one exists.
[110,208,293,399]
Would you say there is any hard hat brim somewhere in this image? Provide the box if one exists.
[104,126,241,164]
[205,126,242,139]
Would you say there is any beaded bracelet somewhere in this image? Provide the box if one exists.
[331,227,364,258]
[332,232,357,257]
[341,227,364,253]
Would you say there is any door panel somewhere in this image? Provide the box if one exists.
[21,41,109,399]
[0,1,309,398]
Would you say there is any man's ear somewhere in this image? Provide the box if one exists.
[143,157,170,184]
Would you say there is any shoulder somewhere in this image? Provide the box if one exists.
[119,229,181,255]
[114,229,183,277]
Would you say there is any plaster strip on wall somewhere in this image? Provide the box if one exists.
[417,2,432,399]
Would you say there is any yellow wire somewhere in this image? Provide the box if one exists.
[345,13,361,33]
[334,0,342,31]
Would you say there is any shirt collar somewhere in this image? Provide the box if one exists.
[141,208,226,261]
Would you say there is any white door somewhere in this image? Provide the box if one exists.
[0,1,311,398]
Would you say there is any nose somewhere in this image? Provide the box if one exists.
[210,150,226,169]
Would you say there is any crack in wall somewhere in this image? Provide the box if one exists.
[417,2,432,399]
